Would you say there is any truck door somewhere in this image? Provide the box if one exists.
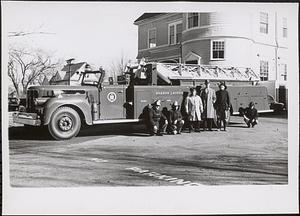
[99,85,126,119]
[228,87,250,113]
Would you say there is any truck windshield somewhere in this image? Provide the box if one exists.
[82,72,102,86]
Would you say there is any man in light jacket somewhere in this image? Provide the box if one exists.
[200,79,216,131]
[185,87,203,133]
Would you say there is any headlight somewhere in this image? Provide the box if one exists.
[53,90,63,98]
[34,98,48,106]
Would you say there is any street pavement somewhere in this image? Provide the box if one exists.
[8,113,288,187]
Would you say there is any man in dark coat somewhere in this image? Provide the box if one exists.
[215,82,230,131]
[242,101,258,127]
[146,100,168,136]
[167,101,185,135]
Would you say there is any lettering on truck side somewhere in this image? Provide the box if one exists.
[155,91,183,95]
[156,92,170,95]
[171,91,183,95]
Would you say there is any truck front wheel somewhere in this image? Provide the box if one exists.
[48,106,81,140]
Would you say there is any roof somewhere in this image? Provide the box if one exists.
[42,77,49,85]
[49,62,90,84]
[61,62,86,72]
[61,62,86,81]
[134,13,165,23]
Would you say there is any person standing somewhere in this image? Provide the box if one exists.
[215,82,230,131]
[168,101,185,135]
[243,101,258,128]
[180,91,189,132]
[200,79,216,131]
[146,100,168,136]
[185,87,203,133]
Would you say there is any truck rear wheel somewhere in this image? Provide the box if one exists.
[48,106,81,140]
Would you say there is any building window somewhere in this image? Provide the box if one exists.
[260,60,269,81]
[283,17,287,38]
[169,25,175,44]
[176,23,182,43]
[187,13,199,29]
[148,28,156,48]
[260,12,268,34]
[211,40,225,60]
[281,63,287,81]
[169,22,182,45]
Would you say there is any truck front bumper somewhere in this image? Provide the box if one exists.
[13,112,41,126]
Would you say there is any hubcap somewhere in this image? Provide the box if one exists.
[58,116,73,131]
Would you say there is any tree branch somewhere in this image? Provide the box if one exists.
[8,46,62,96]
[8,31,56,37]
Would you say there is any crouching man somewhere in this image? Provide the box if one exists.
[168,101,184,135]
[147,100,168,136]
[242,101,258,128]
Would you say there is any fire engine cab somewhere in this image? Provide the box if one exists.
[13,61,273,140]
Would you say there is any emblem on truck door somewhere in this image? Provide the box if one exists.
[107,92,117,102]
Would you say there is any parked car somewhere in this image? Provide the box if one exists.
[267,95,285,113]
[8,97,19,111]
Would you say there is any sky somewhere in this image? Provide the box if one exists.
[3,2,146,70]
[2,2,296,72]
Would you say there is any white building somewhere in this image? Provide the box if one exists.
[134,7,289,105]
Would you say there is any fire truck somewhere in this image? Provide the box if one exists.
[13,62,274,140]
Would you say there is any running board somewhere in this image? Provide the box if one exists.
[92,119,143,125]
[232,109,273,115]
[257,109,274,113]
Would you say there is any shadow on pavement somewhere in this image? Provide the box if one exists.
[258,111,287,119]
[8,111,286,140]
[9,126,52,140]
[77,123,147,137]
[9,123,149,140]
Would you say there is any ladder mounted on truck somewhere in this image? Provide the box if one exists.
[124,61,260,86]
[156,63,260,82]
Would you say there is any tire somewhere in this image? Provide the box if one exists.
[48,106,81,140]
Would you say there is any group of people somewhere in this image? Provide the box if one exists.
[144,79,258,136]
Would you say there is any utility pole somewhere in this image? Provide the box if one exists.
[179,41,183,63]
[66,58,75,85]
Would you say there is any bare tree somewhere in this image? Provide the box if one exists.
[8,31,55,37]
[8,46,62,97]
[107,52,129,81]
[8,24,55,38]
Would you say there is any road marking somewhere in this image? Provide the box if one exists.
[90,158,108,163]
[125,167,201,186]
